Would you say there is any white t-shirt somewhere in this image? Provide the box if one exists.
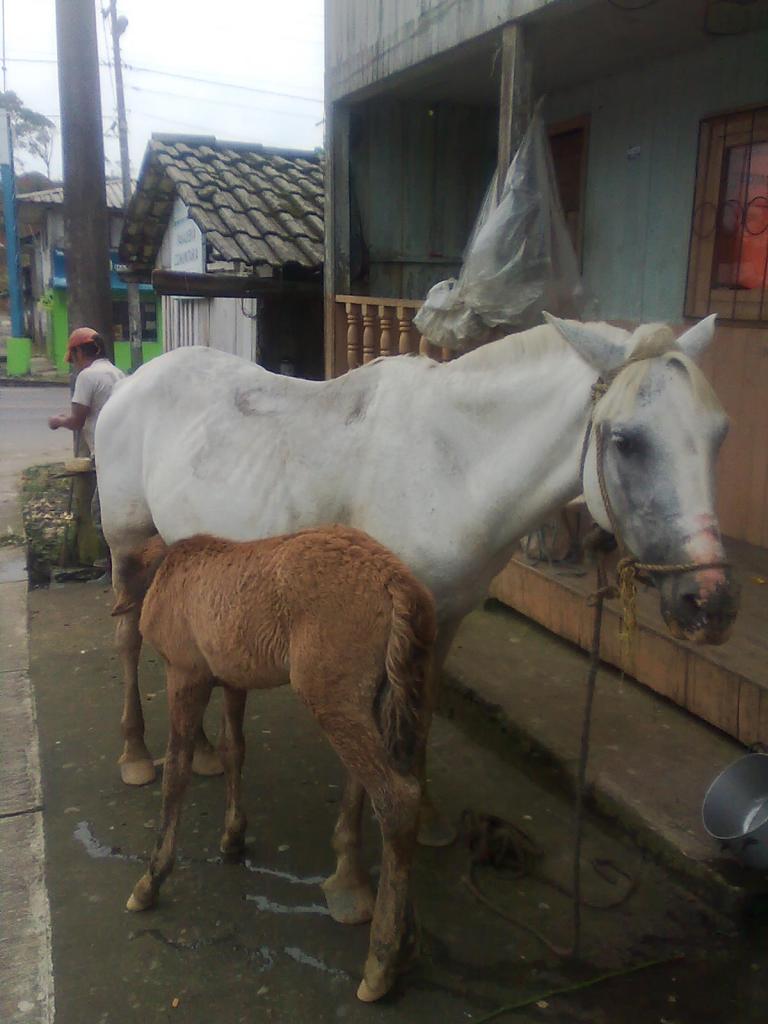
[72,358,125,455]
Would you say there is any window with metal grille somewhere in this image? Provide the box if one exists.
[686,106,768,322]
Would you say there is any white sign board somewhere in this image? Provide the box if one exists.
[169,197,204,273]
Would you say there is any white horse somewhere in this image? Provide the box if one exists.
[96,313,737,843]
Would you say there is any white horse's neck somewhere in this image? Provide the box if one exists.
[433,326,596,572]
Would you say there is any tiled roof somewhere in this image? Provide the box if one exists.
[119,135,324,274]
[18,179,128,210]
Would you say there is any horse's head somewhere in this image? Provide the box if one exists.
[545,313,739,646]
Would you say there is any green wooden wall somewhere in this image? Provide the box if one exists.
[545,30,768,323]
[350,98,498,300]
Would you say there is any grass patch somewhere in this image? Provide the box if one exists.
[20,463,73,584]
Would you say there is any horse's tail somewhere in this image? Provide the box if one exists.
[111,535,169,616]
[377,573,437,772]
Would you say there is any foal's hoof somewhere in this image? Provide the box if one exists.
[356,978,384,1003]
[321,876,375,925]
[417,809,456,848]
[119,757,156,787]
[126,876,156,912]
[356,969,395,1003]
[219,832,246,856]
[192,744,224,777]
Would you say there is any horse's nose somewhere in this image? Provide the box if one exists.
[660,567,740,645]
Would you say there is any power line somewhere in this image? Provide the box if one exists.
[3,55,322,104]
[128,83,318,119]
[123,62,322,103]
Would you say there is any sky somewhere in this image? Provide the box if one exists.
[2,0,325,181]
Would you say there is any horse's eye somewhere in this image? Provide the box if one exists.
[612,431,636,456]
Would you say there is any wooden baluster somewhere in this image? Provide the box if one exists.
[441,347,452,362]
[378,305,394,358]
[397,305,414,355]
[419,335,431,357]
[362,303,377,364]
[345,302,362,370]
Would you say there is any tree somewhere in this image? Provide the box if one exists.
[0,91,55,176]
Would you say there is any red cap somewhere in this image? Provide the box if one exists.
[65,327,101,363]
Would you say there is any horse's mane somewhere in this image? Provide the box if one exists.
[594,324,723,421]
[451,322,581,372]
[451,320,722,416]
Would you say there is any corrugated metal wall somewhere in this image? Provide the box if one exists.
[162,296,258,362]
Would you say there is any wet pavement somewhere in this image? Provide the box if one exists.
[29,581,768,1023]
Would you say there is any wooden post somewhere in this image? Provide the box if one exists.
[379,305,394,358]
[55,0,114,354]
[362,303,377,363]
[345,302,362,369]
[496,24,531,203]
[323,102,351,378]
[396,306,413,355]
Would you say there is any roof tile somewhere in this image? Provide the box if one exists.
[120,136,324,272]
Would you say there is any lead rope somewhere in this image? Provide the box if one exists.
[569,362,731,957]
[571,535,611,958]
[592,424,730,658]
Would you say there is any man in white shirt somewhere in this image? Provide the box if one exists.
[48,327,125,455]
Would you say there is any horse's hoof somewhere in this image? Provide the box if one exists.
[119,757,156,787]
[126,874,157,911]
[356,979,379,1003]
[192,745,224,777]
[417,812,456,848]
[321,877,375,925]
[356,974,392,1003]
[219,832,246,856]
[126,888,155,912]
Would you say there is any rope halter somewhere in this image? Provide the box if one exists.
[581,336,730,652]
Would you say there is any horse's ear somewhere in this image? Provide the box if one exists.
[542,312,627,372]
[675,313,717,362]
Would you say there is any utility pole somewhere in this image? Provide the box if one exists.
[108,0,142,370]
[0,111,23,337]
[55,0,113,357]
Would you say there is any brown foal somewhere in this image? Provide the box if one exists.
[112,525,436,1002]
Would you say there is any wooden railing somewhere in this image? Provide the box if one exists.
[335,295,454,371]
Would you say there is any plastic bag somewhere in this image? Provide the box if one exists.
[414,106,585,350]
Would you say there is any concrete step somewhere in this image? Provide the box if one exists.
[441,600,764,914]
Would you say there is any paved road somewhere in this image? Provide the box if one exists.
[0,384,70,1024]
[0,385,72,534]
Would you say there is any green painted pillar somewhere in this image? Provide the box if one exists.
[51,289,70,372]
[6,337,32,376]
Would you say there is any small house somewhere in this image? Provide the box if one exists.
[119,135,325,379]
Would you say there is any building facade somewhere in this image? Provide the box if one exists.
[17,180,161,371]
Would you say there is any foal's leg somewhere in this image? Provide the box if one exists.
[321,774,376,925]
[358,771,421,1002]
[114,594,155,787]
[218,686,248,854]
[127,669,212,911]
[191,721,225,777]
[307,697,421,1001]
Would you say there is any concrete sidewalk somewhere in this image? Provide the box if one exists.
[442,601,755,912]
[0,385,70,1023]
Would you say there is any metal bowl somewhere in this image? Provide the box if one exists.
[702,753,768,870]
